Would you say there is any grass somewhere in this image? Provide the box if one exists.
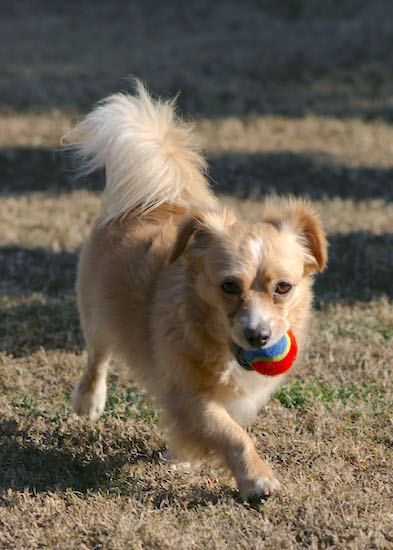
[1,1,393,548]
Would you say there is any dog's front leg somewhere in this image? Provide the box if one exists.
[167,399,280,500]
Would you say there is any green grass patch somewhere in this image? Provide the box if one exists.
[275,379,390,410]
[106,383,158,424]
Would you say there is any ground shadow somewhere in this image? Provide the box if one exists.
[209,151,393,202]
[1,1,393,121]
[2,148,393,203]
[153,486,239,511]
[0,148,104,195]
[0,246,80,356]
[0,418,239,508]
[0,296,82,357]
[0,418,161,497]
[0,246,77,295]
[315,232,393,305]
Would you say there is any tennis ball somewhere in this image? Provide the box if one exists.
[235,330,297,376]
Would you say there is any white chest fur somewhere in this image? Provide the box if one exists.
[219,360,285,425]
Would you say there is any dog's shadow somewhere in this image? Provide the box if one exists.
[0,418,243,508]
[0,418,161,498]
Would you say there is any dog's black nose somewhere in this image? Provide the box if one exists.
[244,326,272,348]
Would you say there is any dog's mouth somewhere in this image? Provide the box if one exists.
[233,343,254,371]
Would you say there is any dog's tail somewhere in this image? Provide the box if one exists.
[62,80,216,223]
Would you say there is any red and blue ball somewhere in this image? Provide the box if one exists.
[234,330,297,376]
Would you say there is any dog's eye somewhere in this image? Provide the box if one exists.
[275,282,292,295]
[220,279,241,296]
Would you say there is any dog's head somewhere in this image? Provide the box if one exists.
[169,198,327,355]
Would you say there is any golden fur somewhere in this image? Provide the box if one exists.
[64,81,327,500]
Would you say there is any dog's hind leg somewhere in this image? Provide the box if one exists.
[72,348,109,420]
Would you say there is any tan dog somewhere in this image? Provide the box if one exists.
[64,81,327,500]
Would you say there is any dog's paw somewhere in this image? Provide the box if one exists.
[162,450,192,471]
[239,476,280,501]
[72,377,107,420]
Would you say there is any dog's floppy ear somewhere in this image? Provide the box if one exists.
[264,198,328,274]
[169,209,236,263]
[169,216,203,263]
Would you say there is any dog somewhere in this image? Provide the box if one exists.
[63,81,327,500]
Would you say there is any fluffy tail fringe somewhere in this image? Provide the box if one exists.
[62,80,215,223]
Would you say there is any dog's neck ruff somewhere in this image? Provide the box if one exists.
[234,330,297,376]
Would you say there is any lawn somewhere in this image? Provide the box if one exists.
[1,1,392,548]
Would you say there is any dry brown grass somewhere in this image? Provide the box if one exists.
[1,1,393,548]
